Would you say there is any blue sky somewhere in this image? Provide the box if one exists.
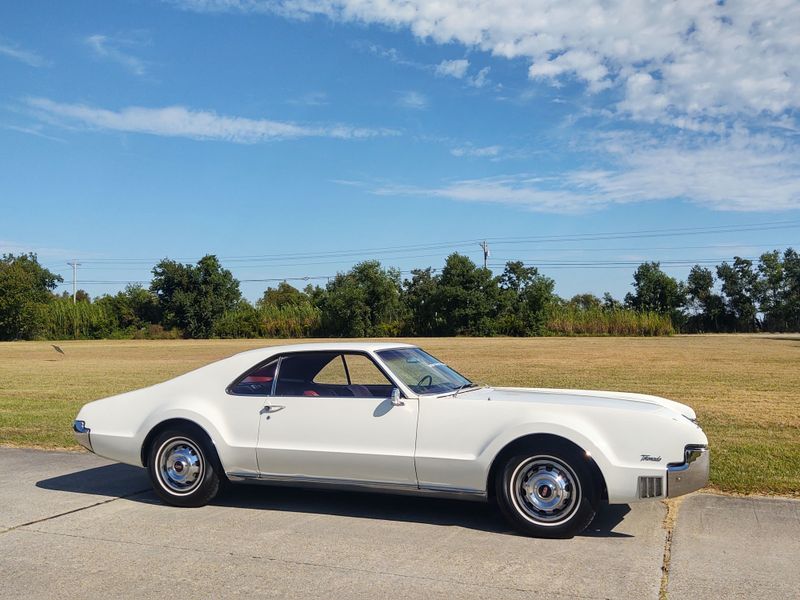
[2,0,799,301]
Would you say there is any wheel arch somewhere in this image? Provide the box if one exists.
[486,433,608,501]
[140,418,218,468]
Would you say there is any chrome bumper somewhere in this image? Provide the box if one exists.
[667,445,709,498]
[72,420,93,452]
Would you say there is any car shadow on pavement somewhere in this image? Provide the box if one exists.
[37,464,632,538]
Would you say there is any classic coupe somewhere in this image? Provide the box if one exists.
[73,342,709,537]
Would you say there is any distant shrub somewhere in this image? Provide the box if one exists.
[546,306,674,336]
[36,298,117,339]
[213,303,321,339]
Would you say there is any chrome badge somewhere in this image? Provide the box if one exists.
[640,454,662,462]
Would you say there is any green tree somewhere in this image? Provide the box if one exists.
[150,255,241,338]
[317,261,406,336]
[96,284,161,331]
[0,253,62,340]
[496,261,555,335]
[625,262,686,325]
[716,257,759,332]
[602,292,622,311]
[568,293,602,311]
[402,268,440,335]
[258,281,309,308]
[432,253,499,336]
[782,248,800,331]
[756,251,788,331]
[685,265,727,332]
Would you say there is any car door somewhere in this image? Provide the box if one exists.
[255,351,418,486]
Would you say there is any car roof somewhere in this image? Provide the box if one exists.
[232,341,417,361]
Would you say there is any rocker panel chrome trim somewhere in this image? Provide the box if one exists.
[225,472,487,501]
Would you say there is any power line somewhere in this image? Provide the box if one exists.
[39,219,800,267]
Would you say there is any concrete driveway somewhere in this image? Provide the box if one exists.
[0,449,797,599]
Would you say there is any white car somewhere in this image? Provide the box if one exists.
[73,342,709,537]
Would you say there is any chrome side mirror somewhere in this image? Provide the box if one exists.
[390,387,404,406]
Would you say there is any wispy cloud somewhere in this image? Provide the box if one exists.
[2,124,67,143]
[353,131,800,213]
[450,145,502,158]
[26,98,398,142]
[286,91,329,106]
[435,59,469,79]
[397,91,428,110]
[85,33,148,76]
[0,38,49,67]
[0,240,93,261]
[434,59,491,88]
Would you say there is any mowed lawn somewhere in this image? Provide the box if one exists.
[1,336,798,496]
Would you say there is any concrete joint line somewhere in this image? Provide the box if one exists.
[0,489,151,536]
[659,496,684,600]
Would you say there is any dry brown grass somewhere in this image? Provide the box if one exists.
[1,335,797,495]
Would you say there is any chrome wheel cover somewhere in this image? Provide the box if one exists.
[156,437,204,495]
[509,455,581,526]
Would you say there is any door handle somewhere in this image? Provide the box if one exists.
[261,404,285,414]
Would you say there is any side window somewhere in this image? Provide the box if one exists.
[313,356,349,385]
[229,359,277,395]
[344,354,392,387]
[272,352,393,398]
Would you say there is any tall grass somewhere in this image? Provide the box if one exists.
[546,306,674,336]
[213,303,322,339]
[36,298,117,339]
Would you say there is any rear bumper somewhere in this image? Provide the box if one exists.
[667,445,709,498]
[72,420,93,452]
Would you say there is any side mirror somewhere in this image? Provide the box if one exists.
[390,387,404,406]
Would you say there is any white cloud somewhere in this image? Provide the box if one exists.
[451,144,501,158]
[26,98,397,142]
[171,0,800,127]
[397,91,428,110]
[0,38,49,67]
[85,34,148,76]
[468,66,490,88]
[367,132,800,213]
[434,59,490,87]
[435,59,469,79]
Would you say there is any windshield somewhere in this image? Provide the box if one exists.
[377,347,474,395]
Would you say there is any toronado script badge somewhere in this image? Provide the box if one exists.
[640,454,662,462]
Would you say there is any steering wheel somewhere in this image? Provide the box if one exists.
[417,374,433,387]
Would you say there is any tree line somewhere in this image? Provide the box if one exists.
[1,248,798,341]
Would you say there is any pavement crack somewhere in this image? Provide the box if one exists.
[659,497,683,600]
[1,489,151,535]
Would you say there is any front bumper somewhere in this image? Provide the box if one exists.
[72,420,93,452]
[666,445,709,497]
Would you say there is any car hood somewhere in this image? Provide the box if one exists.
[461,386,697,420]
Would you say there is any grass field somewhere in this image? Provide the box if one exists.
[1,336,798,496]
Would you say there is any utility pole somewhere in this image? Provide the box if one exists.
[479,241,490,270]
[67,260,81,303]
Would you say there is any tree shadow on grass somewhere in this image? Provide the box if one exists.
[37,463,633,538]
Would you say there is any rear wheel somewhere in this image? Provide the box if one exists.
[147,428,220,507]
[495,448,598,538]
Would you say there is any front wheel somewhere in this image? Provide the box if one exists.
[147,428,220,507]
[495,449,598,538]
